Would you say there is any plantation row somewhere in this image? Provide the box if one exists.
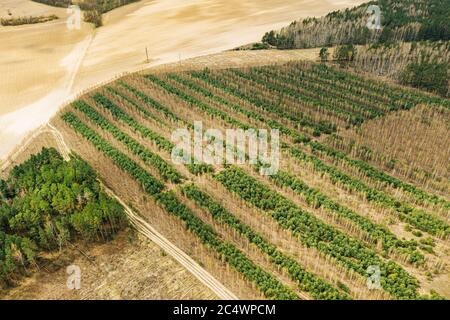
[214,166,421,300]
[250,67,449,207]
[92,93,174,152]
[81,81,400,298]
[188,69,330,137]
[82,88,350,298]
[62,73,446,299]
[105,84,215,175]
[145,74,252,130]
[267,170,424,264]
[61,111,299,300]
[140,73,447,239]
[192,66,447,211]
[106,86,171,129]
[168,73,310,144]
[126,77,247,164]
[73,100,183,183]
[117,81,191,128]
[182,184,350,300]
[166,70,450,232]
[309,65,410,108]
[92,79,426,262]
[77,86,378,300]
[167,71,447,214]
[272,64,395,109]
[288,146,449,238]
[307,141,450,211]
[274,64,394,112]
[309,64,450,110]
[189,70,336,136]
[156,191,298,300]
[145,74,313,169]
[96,90,212,176]
[226,68,361,127]
[62,112,165,195]
[228,69,366,125]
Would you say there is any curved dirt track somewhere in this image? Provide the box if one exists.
[44,126,238,300]
[105,187,238,300]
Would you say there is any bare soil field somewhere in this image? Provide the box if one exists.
[0,0,366,160]
[0,231,218,300]
[333,104,450,195]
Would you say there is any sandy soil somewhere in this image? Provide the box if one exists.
[0,0,365,160]
[0,231,218,300]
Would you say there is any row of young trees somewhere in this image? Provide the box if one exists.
[106,86,171,129]
[308,140,450,211]
[62,111,299,300]
[62,112,165,195]
[191,64,449,211]
[117,81,190,127]
[0,148,127,286]
[156,191,298,300]
[182,184,350,300]
[145,73,312,173]
[60,72,445,299]
[105,83,213,176]
[231,67,361,124]
[214,166,422,300]
[267,170,424,263]
[92,93,174,152]
[73,100,183,183]
[310,64,449,109]
[187,65,449,213]
[168,73,311,144]
[289,146,449,238]
[284,62,434,113]
[256,65,387,117]
[303,64,401,108]
[69,81,358,299]
[145,74,251,130]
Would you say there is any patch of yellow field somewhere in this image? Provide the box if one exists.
[0,0,366,159]
[0,0,66,18]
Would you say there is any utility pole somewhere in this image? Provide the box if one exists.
[145,46,149,64]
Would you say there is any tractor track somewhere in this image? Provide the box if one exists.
[34,125,238,300]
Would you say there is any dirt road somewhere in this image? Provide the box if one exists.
[24,125,238,300]
[0,0,366,159]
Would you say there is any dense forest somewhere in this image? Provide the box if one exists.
[261,0,449,96]
[0,148,127,287]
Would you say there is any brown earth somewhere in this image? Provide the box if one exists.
[0,0,366,159]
